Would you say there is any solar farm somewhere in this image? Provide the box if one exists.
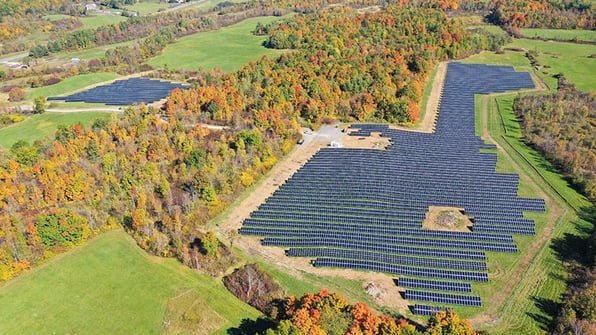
[48,77,189,105]
[239,62,545,314]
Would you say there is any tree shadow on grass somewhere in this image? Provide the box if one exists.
[227,317,275,335]
[530,205,596,332]
[527,296,560,332]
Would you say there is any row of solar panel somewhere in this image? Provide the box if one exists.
[412,304,449,316]
[271,190,545,211]
[261,237,487,261]
[241,227,519,252]
[398,277,472,293]
[286,248,488,272]
[404,289,482,307]
[312,258,489,282]
[243,219,514,243]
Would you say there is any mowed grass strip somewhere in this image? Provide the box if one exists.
[0,112,112,148]
[520,28,596,42]
[476,95,592,335]
[27,72,120,100]
[146,16,288,72]
[0,229,260,335]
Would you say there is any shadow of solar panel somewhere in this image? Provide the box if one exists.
[49,77,189,105]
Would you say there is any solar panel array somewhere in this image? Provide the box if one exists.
[239,62,544,313]
[48,77,189,105]
[413,304,450,316]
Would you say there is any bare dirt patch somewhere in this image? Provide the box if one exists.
[423,206,473,232]
[342,131,391,149]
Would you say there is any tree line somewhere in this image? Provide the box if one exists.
[513,76,595,203]
[226,288,480,335]
[0,5,503,281]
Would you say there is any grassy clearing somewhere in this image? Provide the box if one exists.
[79,14,127,30]
[467,24,508,36]
[508,39,596,92]
[124,0,169,15]
[0,112,113,148]
[0,229,259,335]
[520,28,596,42]
[146,16,288,72]
[56,40,135,61]
[26,72,120,100]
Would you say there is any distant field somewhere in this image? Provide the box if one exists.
[80,14,127,30]
[56,40,134,61]
[508,38,596,92]
[0,112,112,148]
[146,16,288,72]
[123,0,169,15]
[463,38,596,92]
[26,72,120,100]
[0,229,260,335]
[467,24,508,36]
[520,28,596,42]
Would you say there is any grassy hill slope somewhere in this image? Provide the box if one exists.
[0,229,260,335]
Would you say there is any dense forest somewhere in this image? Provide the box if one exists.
[513,77,595,203]
[226,289,479,335]
[486,0,595,31]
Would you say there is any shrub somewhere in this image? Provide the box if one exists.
[8,87,26,102]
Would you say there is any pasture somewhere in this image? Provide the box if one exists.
[520,28,596,42]
[26,72,120,100]
[0,229,260,335]
[146,16,288,72]
[0,112,112,148]
[79,14,128,30]
[508,38,596,92]
[123,0,169,15]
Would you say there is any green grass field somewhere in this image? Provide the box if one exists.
[508,38,596,92]
[463,37,596,92]
[0,229,260,335]
[123,0,169,15]
[57,40,135,61]
[520,28,596,42]
[80,14,128,30]
[26,72,120,100]
[473,94,592,334]
[0,112,113,148]
[146,16,288,72]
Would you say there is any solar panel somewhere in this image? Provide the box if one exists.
[412,304,450,316]
[239,63,545,297]
[398,277,472,293]
[404,289,482,307]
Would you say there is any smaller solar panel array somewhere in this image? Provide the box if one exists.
[405,290,482,307]
[48,77,188,105]
[413,304,449,316]
[398,278,472,293]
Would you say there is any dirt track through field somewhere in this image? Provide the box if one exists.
[468,74,559,326]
